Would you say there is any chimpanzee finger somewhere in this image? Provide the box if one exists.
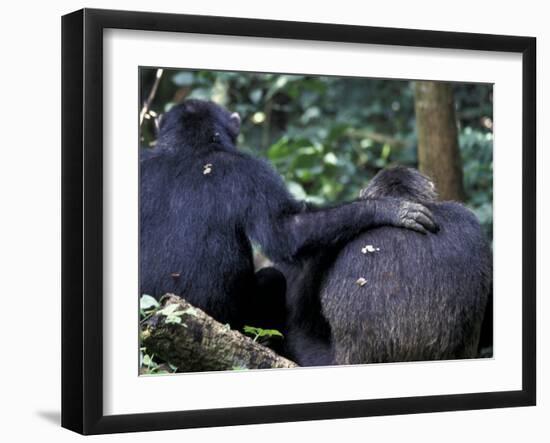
[405,202,438,233]
[409,210,438,233]
[404,218,428,235]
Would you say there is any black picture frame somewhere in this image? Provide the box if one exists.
[61,8,536,435]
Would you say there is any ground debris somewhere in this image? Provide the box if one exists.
[361,244,380,254]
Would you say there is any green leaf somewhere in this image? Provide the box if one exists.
[142,354,155,367]
[188,88,211,100]
[243,325,259,335]
[286,181,307,200]
[267,137,291,160]
[323,152,338,165]
[140,294,159,311]
[172,71,194,86]
[249,89,263,104]
[300,107,321,124]
[257,328,283,338]
[243,325,284,339]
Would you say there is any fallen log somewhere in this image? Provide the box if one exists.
[141,294,297,372]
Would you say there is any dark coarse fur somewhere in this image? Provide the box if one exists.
[284,167,492,366]
[140,100,292,330]
[140,101,434,331]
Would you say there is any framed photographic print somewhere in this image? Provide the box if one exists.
[61,8,536,435]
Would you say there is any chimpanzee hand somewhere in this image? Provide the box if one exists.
[373,197,438,234]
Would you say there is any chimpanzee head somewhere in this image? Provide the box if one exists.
[157,99,241,152]
[360,166,438,204]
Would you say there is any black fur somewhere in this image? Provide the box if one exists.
[284,167,492,365]
[140,101,436,331]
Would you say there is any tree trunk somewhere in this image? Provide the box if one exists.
[141,294,297,372]
[414,81,465,201]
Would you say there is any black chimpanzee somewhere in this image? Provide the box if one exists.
[140,100,437,332]
[283,167,492,366]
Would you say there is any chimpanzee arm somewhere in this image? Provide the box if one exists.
[279,198,435,258]
[250,198,435,261]
[228,154,436,262]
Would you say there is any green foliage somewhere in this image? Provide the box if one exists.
[139,294,179,374]
[243,326,284,344]
[139,348,176,375]
[460,127,493,240]
[140,68,493,240]
[139,293,159,323]
[140,293,159,310]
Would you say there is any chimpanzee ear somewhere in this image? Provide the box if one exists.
[229,112,241,135]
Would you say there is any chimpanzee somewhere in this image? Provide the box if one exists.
[140,100,437,331]
[283,167,492,366]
